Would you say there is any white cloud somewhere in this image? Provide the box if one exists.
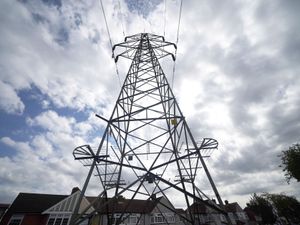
[26,110,75,133]
[0,81,25,114]
[0,111,93,202]
[1,0,300,207]
[31,135,53,158]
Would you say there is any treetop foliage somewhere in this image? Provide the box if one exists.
[279,143,300,183]
[247,193,300,225]
[247,193,276,224]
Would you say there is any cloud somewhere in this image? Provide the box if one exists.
[26,110,75,133]
[0,0,118,115]
[0,110,95,202]
[0,81,25,114]
[1,0,300,207]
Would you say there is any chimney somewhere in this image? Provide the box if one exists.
[71,187,80,194]
[151,194,156,200]
[225,200,229,205]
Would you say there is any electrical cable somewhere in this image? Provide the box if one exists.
[118,0,126,37]
[163,0,167,37]
[171,0,183,89]
[98,0,122,87]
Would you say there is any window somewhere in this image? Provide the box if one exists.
[79,218,89,225]
[151,213,175,224]
[238,212,246,220]
[62,218,69,225]
[200,215,206,223]
[129,215,138,224]
[8,215,23,225]
[47,218,55,225]
[54,218,62,225]
[109,213,125,225]
[165,213,175,223]
[220,214,226,221]
[47,214,71,225]
[151,214,164,224]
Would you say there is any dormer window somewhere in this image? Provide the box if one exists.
[46,214,70,225]
[8,214,24,225]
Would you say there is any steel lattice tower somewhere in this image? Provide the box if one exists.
[71,33,230,225]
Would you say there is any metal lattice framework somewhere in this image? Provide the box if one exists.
[71,33,230,225]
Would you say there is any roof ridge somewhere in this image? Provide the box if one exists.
[18,192,68,196]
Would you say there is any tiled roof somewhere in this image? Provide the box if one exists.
[0,204,10,208]
[175,208,185,214]
[87,197,161,214]
[224,202,243,213]
[188,202,208,214]
[6,193,68,214]
[188,201,243,214]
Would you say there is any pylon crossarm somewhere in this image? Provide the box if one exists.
[114,34,176,62]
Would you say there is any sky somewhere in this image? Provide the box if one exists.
[0,0,300,208]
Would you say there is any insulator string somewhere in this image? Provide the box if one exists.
[98,0,122,87]
[171,0,183,89]
[118,0,126,37]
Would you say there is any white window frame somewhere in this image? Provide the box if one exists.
[151,213,164,224]
[238,212,246,220]
[47,214,71,225]
[8,214,24,225]
[151,213,175,224]
[129,214,139,224]
[220,214,226,222]
[165,213,175,223]
[195,214,206,224]
[109,213,127,225]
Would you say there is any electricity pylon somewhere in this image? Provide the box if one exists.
[71,33,230,225]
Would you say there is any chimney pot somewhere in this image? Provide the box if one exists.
[71,187,80,194]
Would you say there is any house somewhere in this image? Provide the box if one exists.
[188,200,227,225]
[224,201,248,225]
[0,204,10,222]
[243,207,262,225]
[0,188,93,225]
[0,188,184,225]
[1,188,263,225]
[0,192,67,225]
[88,195,184,225]
[187,200,253,225]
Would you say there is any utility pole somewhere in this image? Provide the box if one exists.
[71,33,231,225]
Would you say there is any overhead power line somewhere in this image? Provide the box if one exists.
[163,0,167,37]
[98,0,122,87]
[118,0,126,37]
[171,0,183,89]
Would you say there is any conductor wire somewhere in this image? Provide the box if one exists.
[171,0,183,89]
[99,0,122,87]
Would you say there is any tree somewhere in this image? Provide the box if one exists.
[264,193,300,225]
[247,193,277,225]
[280,143,300,183]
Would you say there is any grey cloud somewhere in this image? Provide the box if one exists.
[1,0,300,206]
[172,0,300,202]
[125,0,162,18]
[31,12,48,24]
[268,100,300,145]
[41,0,62,9]
[54,26,69,46]
[74,12,82,27]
